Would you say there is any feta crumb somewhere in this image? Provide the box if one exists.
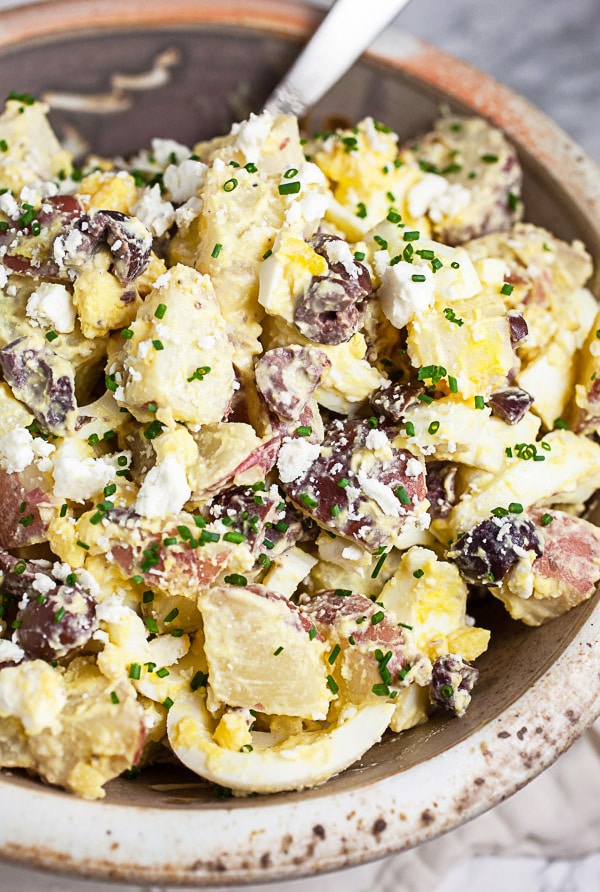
[357,469,400,517]
[32,573,56,595]
[230,111,274,162]
[0,427,55,474]
[52,441,116,503]
[163,159,207,204]
[405,457,422,478]
[0,639,25,664]
[378,260,435,329]
[276,438,321,484]
[133,184,175,238]
[324,238,358,278]
[150,138,190,167]
[134,454,191,519]
[408,173,470,222]
[26,282,76,333]
[364,429,389,451]
[0,192,19,219]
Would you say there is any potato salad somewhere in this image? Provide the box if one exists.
[0,93,599,799]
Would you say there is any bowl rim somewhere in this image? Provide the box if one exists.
[0,0,600,885]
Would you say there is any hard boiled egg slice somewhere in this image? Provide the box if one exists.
[167,692,395,794]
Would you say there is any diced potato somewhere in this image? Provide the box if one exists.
[200,584,330,720]
[118,264,235,426]
[0,98,71,193]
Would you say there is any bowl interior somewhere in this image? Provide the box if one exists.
[0,6,598,815]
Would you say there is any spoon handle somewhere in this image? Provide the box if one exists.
[265,0,412,117]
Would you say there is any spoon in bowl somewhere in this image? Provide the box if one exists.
[265,0,413,117]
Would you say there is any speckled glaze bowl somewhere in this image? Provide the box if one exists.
[1,0,600,885]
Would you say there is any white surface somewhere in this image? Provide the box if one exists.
[0,1,599,890]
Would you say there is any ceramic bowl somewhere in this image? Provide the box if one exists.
[1,0,600,885]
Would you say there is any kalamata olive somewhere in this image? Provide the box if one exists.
[447,514,543,585]
[369,381,425,423]
[0,336,77,435]
[208,484,287,555]
[16,583,97,662]
[429,653,478,717]
[293,234,372,345]
[73,210,152,283]
[507,310,528,344]
[426,461,458,519]
[0,195,85,279]
[488,387,534,424]
[254,345,330,422]
[281,418,427,552]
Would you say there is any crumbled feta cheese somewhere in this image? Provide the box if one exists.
[26,282,76,333]
[150,137,190,167]
[357,469,400,517]
[408,172,470,222]
[362,116,398,153]
[276,438,321,483]
[0,192,19,219]
[324,238,358,278]
[405,457,423,478]
[364,429,389,452]
[0,264,7,289]
[134,454,191,519]
[341,545,364,562]
[230,111,274,162]
[163,159,207,204]
[0,639,25,664]
[95,594,128,625]
[0,427,55,474]
[133,184,175,238]
[52,441,116,503]
[174,196,202,230]
[32,573,56,595]
[378,260,435,329]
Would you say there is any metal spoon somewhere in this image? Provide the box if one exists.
[265,0,412,117]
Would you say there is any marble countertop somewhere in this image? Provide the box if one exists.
[1,1,600,890]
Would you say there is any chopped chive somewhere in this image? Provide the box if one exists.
[142,590,154,603]
[296,425,312,437]
[337,477,350,489]
[299,493,318,509]
[413,568,424,579]
[190,670,208,691]
[273,646,284,656]
[162,697,174,710]
[474,395,485,410]
[164,608,179,624]
[144,616,159,634]
[224,573,247,586]
[278,181,301,195]
[129,663,141,680]
[54,606,66,622]
[541,513,553,526]
[121,328,134,339]
[110,691,120,704]
[45,330,58,342]
[500,283,514,295]
[371,551,389,579]
[395,486,411,505]
[403,230,420,241]
[405,421,415,437]
[223,531,245,544]
[326,674,339,695]
[448,375,458,393]
[156,667,170,678]
[211,243,222,258]
[223,178,238,192]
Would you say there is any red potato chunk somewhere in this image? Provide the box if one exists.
[100,509,242,599]
[495,508,600,625]
[254,345,330,422]
[0,469,50,549]
[281,418,427,552]
[200,583,331,719]
[302,590,431,705]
